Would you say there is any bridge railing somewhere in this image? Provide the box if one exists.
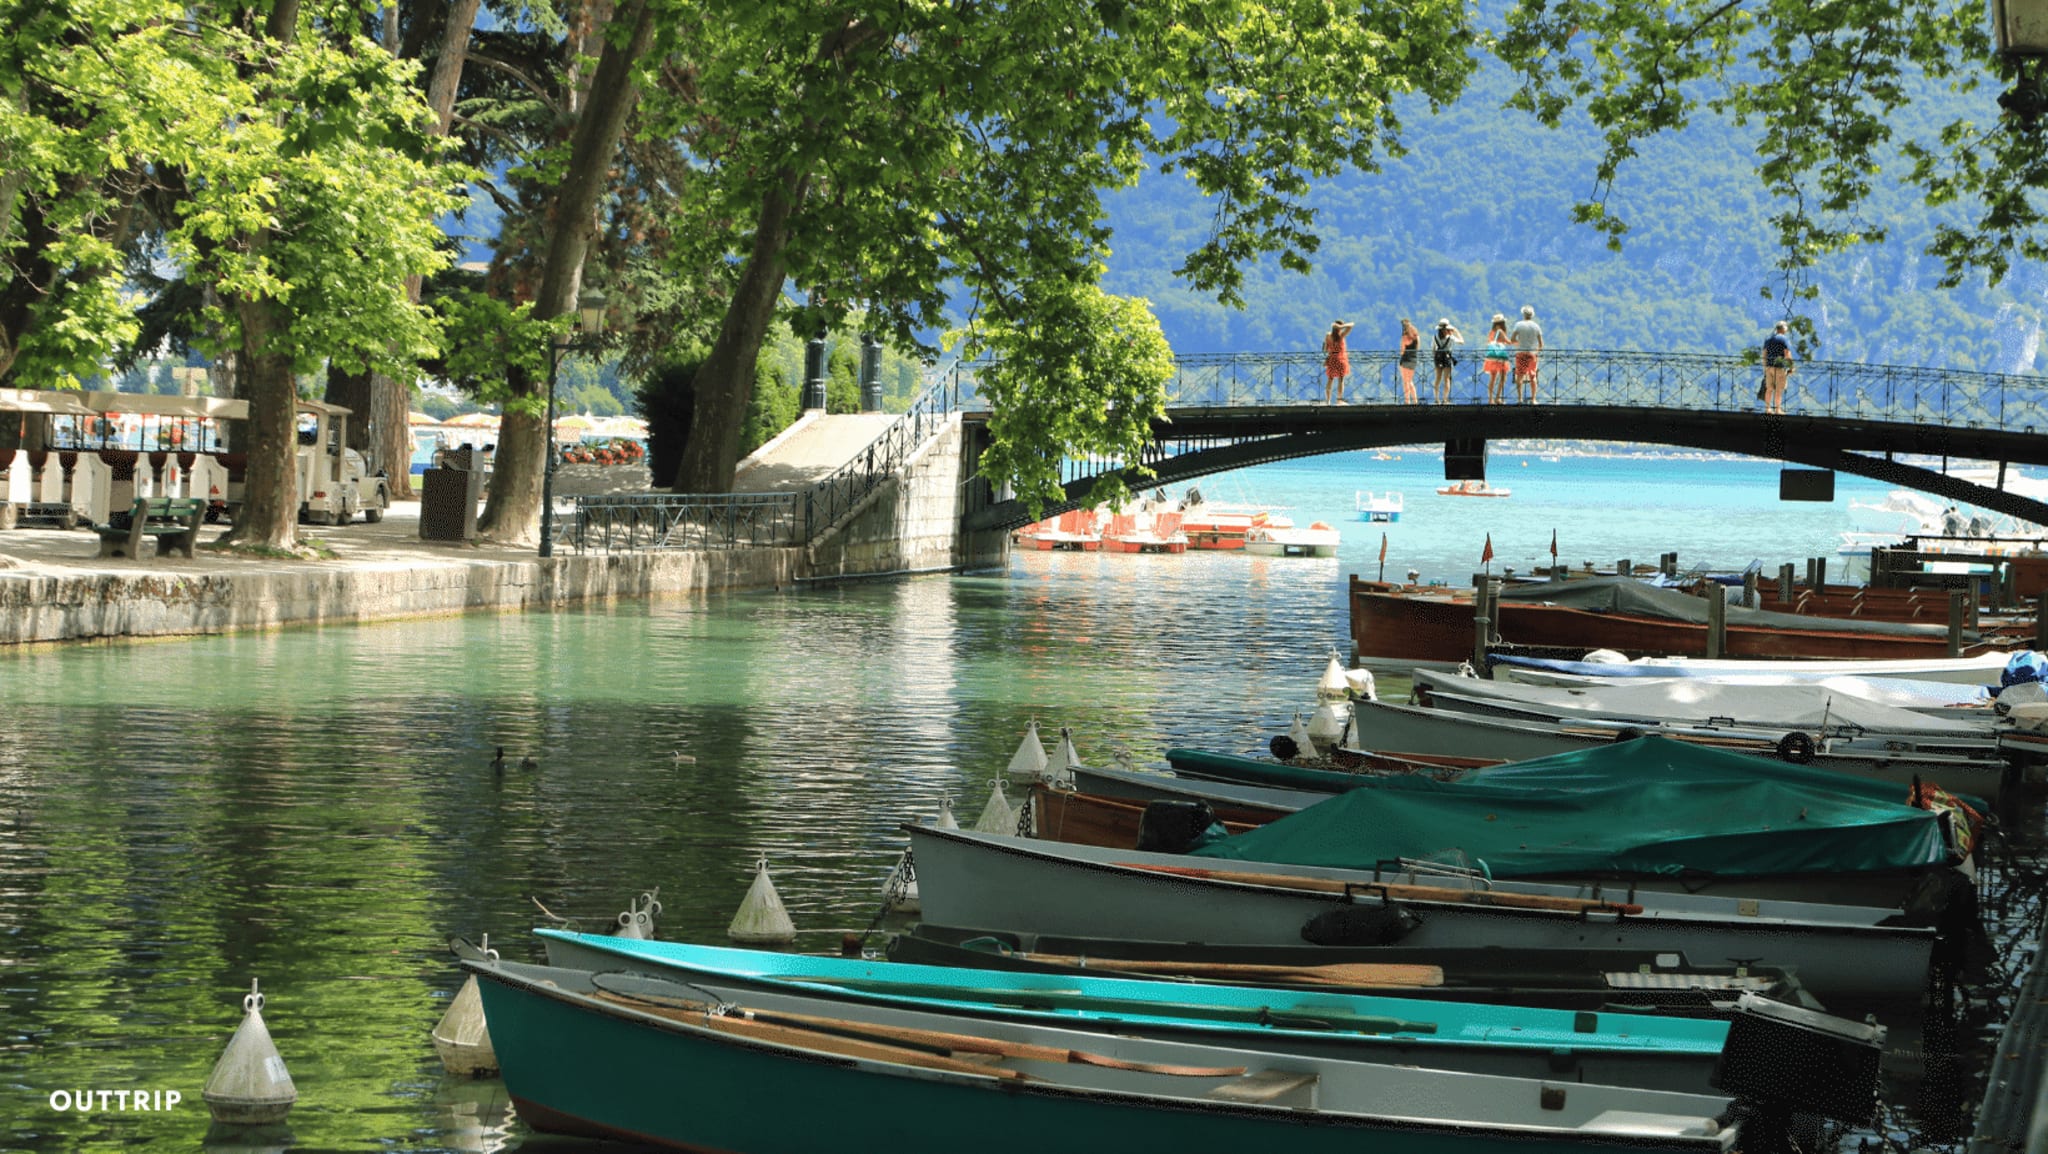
[571,371,968,554]
[1157,348,2048,429]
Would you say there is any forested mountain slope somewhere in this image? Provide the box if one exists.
[1102,52,2042,374]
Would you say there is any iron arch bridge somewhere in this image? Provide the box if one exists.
[958,349,2048,533]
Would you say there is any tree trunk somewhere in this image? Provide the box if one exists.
[477,0,655,543]
[360,0,484,505]
[225,295,301,549]
[674,175,803,494]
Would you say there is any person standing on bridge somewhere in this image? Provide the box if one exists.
[1482,315,1513,404]
[1510,305,1545,403]
[1431,318,1465,404]
[1397,318,1420,404]
[1762,320,1795,415]
[1324,320,1356,404]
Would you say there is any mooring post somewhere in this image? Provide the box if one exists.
[1778,563,1795,602]
[1742,569,1759,609]
[1803,557,1817,588]
[1706,588,1727,659]
[1616,558,1631,579]
[1660,552,1677,577]
[1471,575,1494,674]
[2036,594,2047,649]
[1813,556,1827,589]
[1968,583,1980,630]
[1948,591,1966,658]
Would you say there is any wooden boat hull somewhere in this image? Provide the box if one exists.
[905,826,1937,1004]
[533,931,1731,1093]
[471,958,1741,1154]
[1030,785,1268,848]
[1351,580,1991,665]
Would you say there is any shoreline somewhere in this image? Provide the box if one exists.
[0,500,801,647]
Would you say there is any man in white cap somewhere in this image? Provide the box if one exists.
[1510,305,1545,403]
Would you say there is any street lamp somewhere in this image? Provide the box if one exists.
[539,287,607,558]
[1993,0,2048,121]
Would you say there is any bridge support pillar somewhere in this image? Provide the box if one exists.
[1705,589,1727,659]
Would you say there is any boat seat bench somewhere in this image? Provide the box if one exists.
[1204,1069,1320,1107]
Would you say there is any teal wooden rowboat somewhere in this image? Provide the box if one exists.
[468,956,1743,1154]
[535,929,1730,1092]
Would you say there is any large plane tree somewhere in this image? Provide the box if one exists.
[645,0,1476,507]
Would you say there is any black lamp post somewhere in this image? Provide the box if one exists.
[1994,0,2048,120]
[539,287,607,558]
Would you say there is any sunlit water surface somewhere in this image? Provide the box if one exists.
[0,452,2036,1151]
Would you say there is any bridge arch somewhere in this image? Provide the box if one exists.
[959,350,2048,533]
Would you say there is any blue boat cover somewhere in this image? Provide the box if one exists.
[1189,737,1953,879]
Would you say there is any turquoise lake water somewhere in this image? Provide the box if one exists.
[0,449,2022,1152]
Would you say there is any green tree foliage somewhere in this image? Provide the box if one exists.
[1486,0,2033,335]
[737,359,799,458]
[973,283,1176,516]
[652,0,1477,495]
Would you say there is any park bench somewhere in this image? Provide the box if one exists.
[96,496,206,559]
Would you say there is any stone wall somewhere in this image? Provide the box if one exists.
[803,416,1009,579]
[0,547,802,645]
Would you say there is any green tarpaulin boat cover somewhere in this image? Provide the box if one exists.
[1189,737,1952,878]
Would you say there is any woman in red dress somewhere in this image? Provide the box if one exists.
[1323,320,1355,404]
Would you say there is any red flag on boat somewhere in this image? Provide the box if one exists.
[1550,529,1558,559]
[1379,533,1388,564]
[1481,534,1494,564]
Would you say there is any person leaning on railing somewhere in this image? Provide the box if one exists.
[1761,321,1795,415]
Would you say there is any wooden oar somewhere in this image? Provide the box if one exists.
[592,986,1245,1078]
[1116,862,1645,916]
[776,974,1442,1032]
[1018,953,1445,990]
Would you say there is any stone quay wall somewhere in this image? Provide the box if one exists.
[0,415,1006,645]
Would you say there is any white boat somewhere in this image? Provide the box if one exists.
[1839,486,2048,559]
[1355,491,1403,522]
[1488,650,2015,686]
[904,824,1939,1004]
[1437,479,1511,498]
[1244,522,1340,558]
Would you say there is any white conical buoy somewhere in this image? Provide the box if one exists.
[1345,668,1378,702]
[972,779,1016,834]
[936,797,959,830]
[1288,711,1318,759]
[432,937,499,1077]
[202,979,296,1125]
[882,848,920,913]
[1051,727,1082,788]
[1308,702,1349,752]
[1005,720,1050,779]
[614,889,661,940]
[1316,653,1349,701]
[728,857,796,945]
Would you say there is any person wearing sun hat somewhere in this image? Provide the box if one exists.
[1481,314,1512,404]
[1323,319,1356,404]
[1430,317,1464,405]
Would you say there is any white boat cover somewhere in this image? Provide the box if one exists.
[1413,669,1989,736]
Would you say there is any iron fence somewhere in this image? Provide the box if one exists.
[572,370,969,554]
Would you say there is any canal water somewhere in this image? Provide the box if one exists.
[0,452,2034,1151]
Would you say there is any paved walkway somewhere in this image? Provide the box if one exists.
[732,412,895,493]
[0,500,526,580]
